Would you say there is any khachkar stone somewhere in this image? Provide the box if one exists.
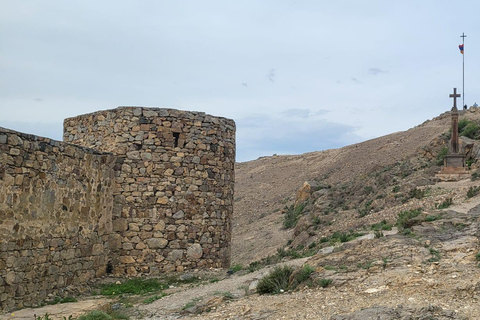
[64,107,235,275]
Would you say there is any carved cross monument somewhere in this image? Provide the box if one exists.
[437,88,469,180]
[449,88,461,153]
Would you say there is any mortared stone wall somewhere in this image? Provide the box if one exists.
[63,107,235,275]
[0,127,115,311]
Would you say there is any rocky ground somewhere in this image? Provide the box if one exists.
[5,178,480,320]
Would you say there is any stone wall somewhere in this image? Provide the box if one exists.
[0,127,115,311]
[64,107,235,275]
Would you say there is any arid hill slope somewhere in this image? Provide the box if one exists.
[232,110,462,265]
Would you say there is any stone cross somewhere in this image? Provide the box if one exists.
[449,87,461,111]
[449,88,461,153]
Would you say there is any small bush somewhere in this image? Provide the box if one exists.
[363,186,374,195]
[436,198,453,209]
[78,311,113,320]
[257,265,294,294]
[428,248,441,262]
[458,118,469,132]
[409,188,425,199]
[230,264,243,273]
[396,209,421,230]
[283,203,306,229]
[318,278,333,288]
[371,220,392,231]
[467,186,480,198]
[294,264,315,284]
[472,171,480,181]
[436,147,449,166]
[460,122,480,139]
[392,185,400,193]
[476,252,480,261]
[425,215,441,222]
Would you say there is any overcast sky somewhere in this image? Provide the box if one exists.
[1,1,479,162]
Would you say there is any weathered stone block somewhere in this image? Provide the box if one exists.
[145,238,168,249]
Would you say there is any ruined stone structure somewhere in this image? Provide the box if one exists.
[0,127,115,310]
[0,107,235,310]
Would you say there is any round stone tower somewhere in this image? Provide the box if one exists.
[64,107,235,275]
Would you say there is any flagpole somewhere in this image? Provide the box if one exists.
[461,32,467,107]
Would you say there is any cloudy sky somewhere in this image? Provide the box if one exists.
[1,1,479,162]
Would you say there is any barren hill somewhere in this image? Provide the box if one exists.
[232,109,475,265]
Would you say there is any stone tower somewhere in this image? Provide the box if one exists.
[64,107,235,275]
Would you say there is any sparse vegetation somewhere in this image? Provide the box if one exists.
[256,265,294,294]
[143,293,168,304]
[427,248,441,262]
[436,198,453,209]
[467,186,480,198]
[182,297,202,310]
[396,209,422,230]
[459,120,480,139]
[230,264,243,273]
[318,278,333,288]
[425,215,442,222]
[283,202,306,229]
[100,278,167,296]
[409,187,425,199]
[77,310,116,320]
[436,146,449,166]
[257,264,319,295]
[472,170,480,181]
[371,220,393,231]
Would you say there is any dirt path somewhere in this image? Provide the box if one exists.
[139,258,309,319]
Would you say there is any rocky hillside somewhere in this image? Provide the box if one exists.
[232,108,480,266]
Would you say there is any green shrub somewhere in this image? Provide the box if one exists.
[460,122,480,139]
[363,186,374,195]
[472,171,480,181]
[467,186,480,198]
[436,147,449,166]
[436,198,453,209]
[425,215,441,222]
[294,264,315,284]
[428,248,441,262]
[318,278,333,288]
[409,188,425,199]
[476,252,480,261]
[78,311,113,320]
[230,264,243,273]
[100,278,167,296]
[283,203,306,229]
[396,209,421,230]
[392,185,400,193]
[257,265,294,294]
[371,220,392,231]
[458,118,470,132]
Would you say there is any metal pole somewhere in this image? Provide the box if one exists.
[461,32,467,107]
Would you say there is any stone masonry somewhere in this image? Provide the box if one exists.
[64,107,235,275]
[0,106,235,311]
[0,127,115,310]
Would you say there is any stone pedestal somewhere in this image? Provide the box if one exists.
[444,154,465,167]
[437,154,469,181]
